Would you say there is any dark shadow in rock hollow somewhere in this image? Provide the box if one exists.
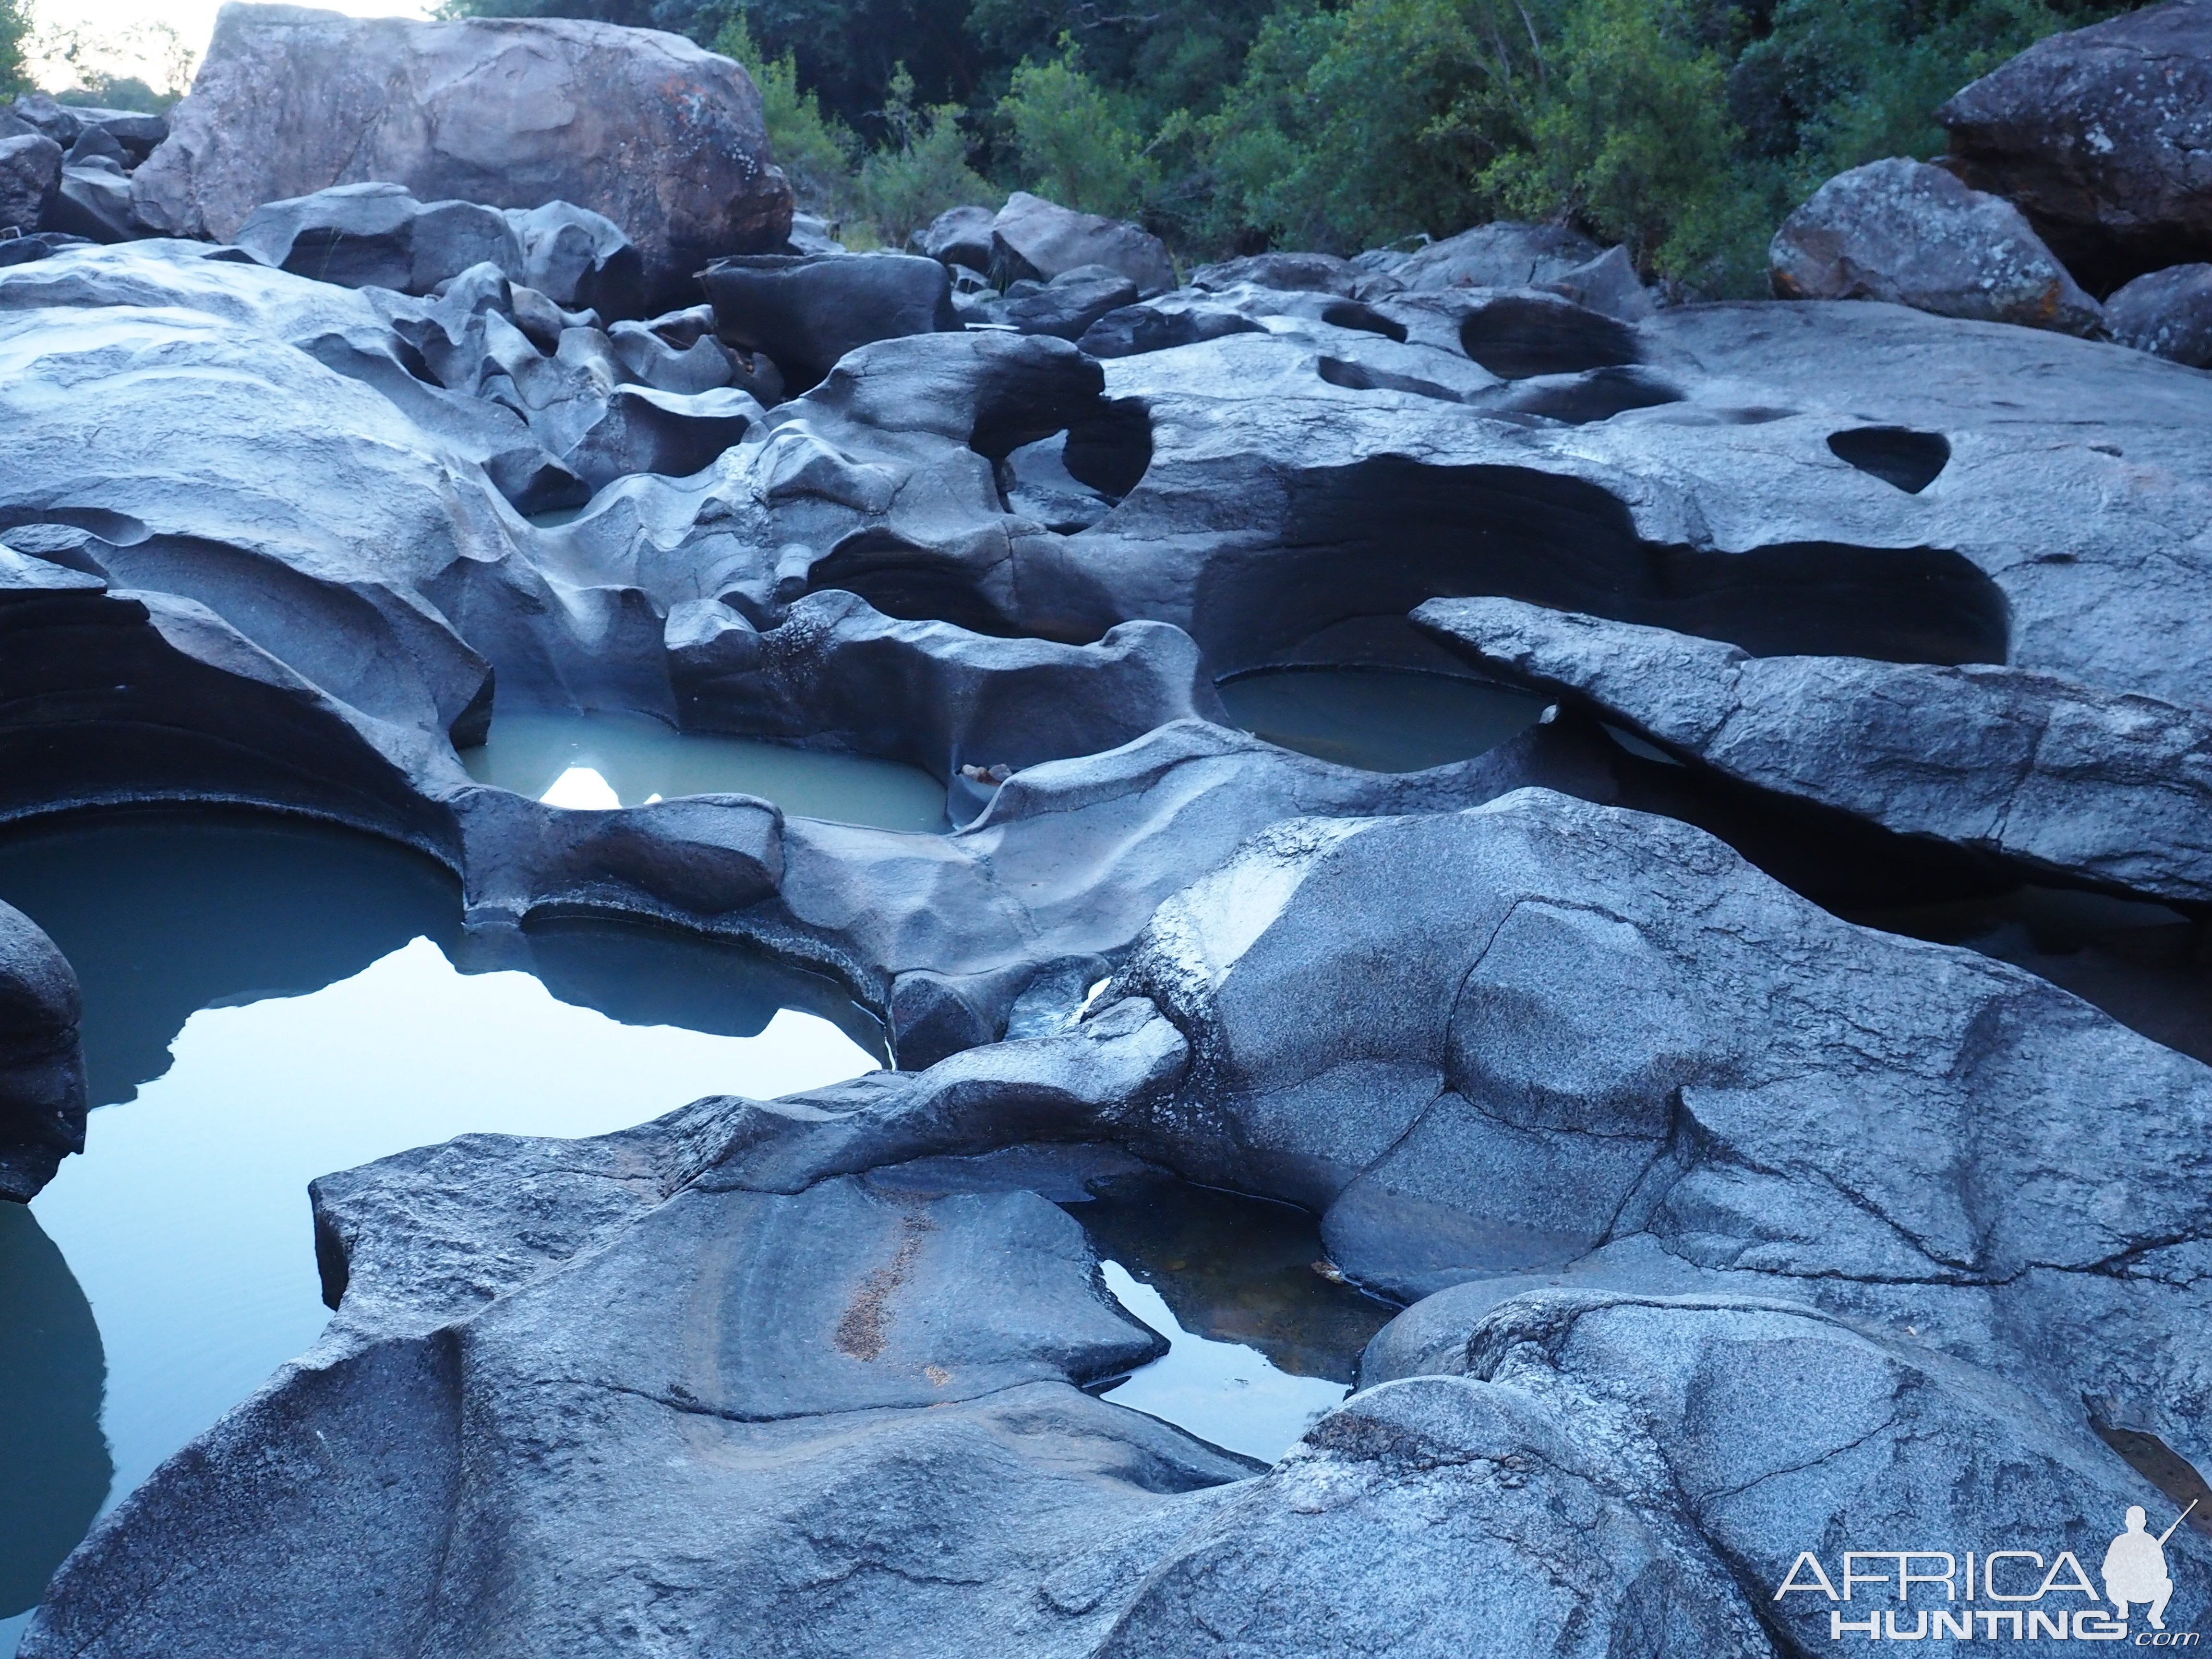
[1193,456,2009,674]
[1062,1170,1399,1385]
[0,1202,109,1618]
[1827,427,1952,494]
[2091,1425,2212,1543]
[0,808,463,1109]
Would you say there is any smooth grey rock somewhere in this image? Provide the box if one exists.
[501,199,644,317]
[1771,157,2104,336]
[1416,595,2212,904]
[1074,296,1266,357]
[1385,220,1603,291]
[2106,261,2212,365]
[1098,788,2212,1475]
[783,210,844,256]
[234,182,522,295]
[130,6,793,309]
[990,264,1139,341]
[0,895,86,1202]
[1448,287,1641,377]
[1940,0,2212,292]
[990,191,1175,299]
[0,132,60,234]
[912,202,994,271]
[1539,242,1657,322]
[1187,250,1361,297]
[699,250,956,392]
[606,316,731,392]
[555,383,760,490]
[45,158,143,243]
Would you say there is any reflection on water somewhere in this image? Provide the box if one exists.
[1216,668,1545,773]
[0,809,881,1643]
[1850,885,2212,1068]
[1068,1171,1400,1463]
[0,1205,107,1624]
[460,708,951,831]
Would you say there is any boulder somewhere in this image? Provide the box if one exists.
[500,201,644,317]
[1380,220,1603,291]
[989,191,1175,298]
[0,132,60,234]
[1771,157,2104,335]
[1188,250,1361,297]
[2105,261,2212,366]
[989,264,1140,340]
[0,895,87,1202]
[1416,594,2212,905]
[1940,0,2212,293]
[129,5,793,310]
[44,158,142,243]
[1075,296,1267,357]
[1539,242,1658,322]
[911,202,995,271]
[234,183,522,296]
[699,250,956,392]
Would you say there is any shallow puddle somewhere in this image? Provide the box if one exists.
[1215,667,1546,773]
[0,810,882,1646]
[1067,1170,1400,1464]
[459,708,950,831]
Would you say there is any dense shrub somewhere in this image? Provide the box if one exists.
[0,0,30,100]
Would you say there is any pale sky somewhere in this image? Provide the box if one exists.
[32,0,432,95]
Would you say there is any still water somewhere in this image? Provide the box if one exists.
[0,809,883,1648]
[460,708,951,830]
[1216,668,1546,773]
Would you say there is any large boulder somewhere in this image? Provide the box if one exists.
[1370,220,1602,292]
[2105,261,2212,365]
[910,202,995,272]
[0,132,61,234]
[699,251,956,393]
[0,893,86,1202]
[234,182,522,296]
[1770,156,2104,335]
[989,191,1175,298]
[130,5,793,310]
[1940,0,2212,293]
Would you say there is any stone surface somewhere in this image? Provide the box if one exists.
[912,202,995,271]
[46,158,143,243]
[1380,220,1602,291]
[234,182,522,295]
[700,250,956,392]
[1416,595,2212,904]
[2106,261,2212,365]
[0,132,61,234]
[0,893,86,1202]
[1770,156,2105,335]
[1940,0,2212,293]
[988,264,1140,340]
[131,5,792,309]
[990,191,1175,298]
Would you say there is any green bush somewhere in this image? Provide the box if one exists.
[713,16,860,216]
[0,0,30,100]
[855,67,994,247]
[997,40,1156,221]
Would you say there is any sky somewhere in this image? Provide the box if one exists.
[31,0,432,94]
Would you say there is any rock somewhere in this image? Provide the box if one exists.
[1450,288,1643,377]
[0,895,87,1202]
[129,5,793,310]
[989,191,1175,298]
[1770,157,2105,336]
[990,264,1139,340]
[699,251,956,393]
[234,183,522,295]
[556,384,761,491]
[1416,594,2212,905]
[1940,0,2212,293]
[1539,242,1657,322]
[44,159,143,243]
[911,202,995,271]
[2106,261,2212,365]
[1384,219,1603,291]
[0,132,61,234]
[1188,250,1361,297]
[1074,296,1267,357]
[606,317,732,393]
[500,200,644,318]
[783,210,844,256]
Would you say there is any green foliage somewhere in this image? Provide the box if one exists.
[713,16,860,215]
[854,67,994,247]
[0,0,30,100]
[998,39,1156,220]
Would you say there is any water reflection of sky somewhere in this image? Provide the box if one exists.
[0,811,882,1652]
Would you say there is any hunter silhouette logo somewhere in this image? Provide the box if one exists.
[1773,1500,2200,1642]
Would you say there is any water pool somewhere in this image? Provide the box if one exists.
[459,709,950,830]
[1215,668,1546,773]
[0,810,882,1649]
